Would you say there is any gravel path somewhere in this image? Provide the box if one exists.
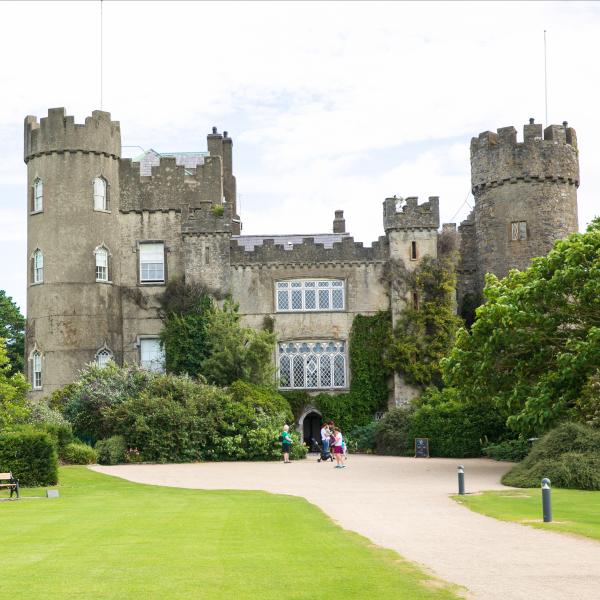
[93,455,600,599]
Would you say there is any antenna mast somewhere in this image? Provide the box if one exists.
[100,0,103,109]
[544,30,548,125]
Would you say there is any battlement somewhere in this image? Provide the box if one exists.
[24,108,121,162]
[119,153,224,212]
[383,196,440,232]
[230,235,388,266]
[471,120,579,191]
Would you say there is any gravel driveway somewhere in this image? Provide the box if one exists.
[93,455,600,599]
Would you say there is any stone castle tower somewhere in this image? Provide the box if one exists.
[458,120,579,308]
[23,108,579,410]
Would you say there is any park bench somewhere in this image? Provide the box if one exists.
[0,472,19,499]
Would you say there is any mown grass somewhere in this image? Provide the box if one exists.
[0,467,461,599]
[454,488,600,542]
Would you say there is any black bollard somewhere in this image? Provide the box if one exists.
[457,465,465,495]
[542,478,552,523]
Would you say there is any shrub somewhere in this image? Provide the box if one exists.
[95,436,127,466]
[40,423,74,459]
[46,383,78,414]
[502,422,600,490]
[64,363,150,443]
[63,442,98,465]
[375,407,414,456]
[0,429,58,486]
[408,388,507,458]
[347,421,378,453]
[483,439,530,462]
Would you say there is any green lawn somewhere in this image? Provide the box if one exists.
[0,467,460,599]
[454,489,600,542]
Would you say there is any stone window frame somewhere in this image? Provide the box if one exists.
[138,241,167,285]
[31,177,43,214]
[137,336,165,373]
[277,340,347,391]
[410,240,418,261]
[510,221,528,241]
[275,279,346,313]
[93,176,110,212]
[29,344,43,390]
[31,248,44,285]
[94,244,112,283]
[95,343,113,368]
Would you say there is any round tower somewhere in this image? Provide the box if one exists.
[470,120,579,286]
[25,108,123,396]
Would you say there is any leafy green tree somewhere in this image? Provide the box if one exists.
[387,257,462,387]
[0,291,25,375]
[0,337,29,429]
[443,219,600,436]
[201,299,276,387]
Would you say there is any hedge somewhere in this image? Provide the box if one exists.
[0,429,58,486]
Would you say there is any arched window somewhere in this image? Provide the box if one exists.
[93,177,108,211]
[31,350,42,389]
[32,249,43,284]
[94,245,109,282]
[33,178,43,212]
[95,345,113,368]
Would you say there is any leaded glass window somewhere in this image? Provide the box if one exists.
[278,341,346,389]
[96,347,112,368]
[276,280,345,312]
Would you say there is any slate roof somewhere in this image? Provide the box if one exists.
[232,233,350,251]
[133,149,209,176]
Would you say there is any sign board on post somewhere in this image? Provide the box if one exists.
[414,437,429,458]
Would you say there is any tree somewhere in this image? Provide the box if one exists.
[0,337,29,429]
[201,299,276,387]
[443,219,600,436]
[0,291,25,375]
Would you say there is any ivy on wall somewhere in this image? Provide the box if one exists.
[282,311,393,431]
[386,256,462,387]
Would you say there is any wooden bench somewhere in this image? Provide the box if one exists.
[0,472,19,499]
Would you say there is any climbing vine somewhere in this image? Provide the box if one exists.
[386,256,462,387]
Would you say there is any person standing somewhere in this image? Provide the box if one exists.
[319,422,331,462]
[281,424,293,463]
[332,427,345,468]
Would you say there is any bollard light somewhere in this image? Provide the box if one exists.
[541,477,552,523]
[457,465,465,495]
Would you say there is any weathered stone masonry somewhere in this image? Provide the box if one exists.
[24,109,579,409]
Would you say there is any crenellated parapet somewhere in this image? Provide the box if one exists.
[471,120,579,192]
[383,196,440,232]
[119,153,224,212]
[230,235,388,266]
[24,108,121,162]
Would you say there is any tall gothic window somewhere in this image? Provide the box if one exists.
[32,350,42,389]
[93,177,108,211]
[94,246,109,282]
[276,280,345,312]
[33,178,43,212]
[32,249,44,284]
[278,341,346,390]
[139,242,165,283]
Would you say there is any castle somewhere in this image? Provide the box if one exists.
[24,108,579,431]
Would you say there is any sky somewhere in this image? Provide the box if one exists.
[1,1,599,314]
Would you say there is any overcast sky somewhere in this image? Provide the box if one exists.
[1,1,599,314]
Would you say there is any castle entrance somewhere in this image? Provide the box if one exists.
[302,411,322,452]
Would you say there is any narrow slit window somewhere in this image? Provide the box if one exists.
[32,351,42,389]
[205,246,211,265]
[410,241,418,260]
[412,291,420,310]
[33,178,43,212]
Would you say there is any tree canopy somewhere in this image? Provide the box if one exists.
[443,219,600,436]
[0,337,29,429]
[0,291,25,375]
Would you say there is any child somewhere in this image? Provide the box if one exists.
[332,427,346,469]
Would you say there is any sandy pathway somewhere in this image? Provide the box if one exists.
[93,455,600,599]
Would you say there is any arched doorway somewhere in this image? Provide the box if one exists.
[302,411,322,451]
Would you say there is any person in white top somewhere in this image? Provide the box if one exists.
[320,424,331,461]
[332,427,345,468]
